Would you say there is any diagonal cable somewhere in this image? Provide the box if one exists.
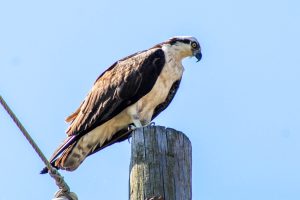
[0,95,76,200]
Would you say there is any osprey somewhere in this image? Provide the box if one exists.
[41,36,202,173]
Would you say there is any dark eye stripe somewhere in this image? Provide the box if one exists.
[181,39,192,44]
[169,38,191,45]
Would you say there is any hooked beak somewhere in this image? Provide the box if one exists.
[193,49,202,62]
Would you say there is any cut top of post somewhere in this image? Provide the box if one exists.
[129,125,192,200]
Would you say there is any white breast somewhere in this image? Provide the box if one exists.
[127,46,184,124]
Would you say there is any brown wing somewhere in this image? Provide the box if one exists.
[66,48,165,136]
[84,79,182,159]
[41,48,166,173]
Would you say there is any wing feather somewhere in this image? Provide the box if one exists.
[45,48,165,169]
[66,48,165,136]
[42,47,165,173]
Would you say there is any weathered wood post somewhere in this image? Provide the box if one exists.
[129,125,192,200]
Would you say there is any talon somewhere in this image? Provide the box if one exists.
[150,122,155,126]
[127,125,134,143]
[128,124,136,131]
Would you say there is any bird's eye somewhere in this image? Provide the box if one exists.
[191,41,198,49]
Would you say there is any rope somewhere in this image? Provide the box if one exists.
[0,95,77,200]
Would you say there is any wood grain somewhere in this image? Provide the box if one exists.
[129,126,192,200]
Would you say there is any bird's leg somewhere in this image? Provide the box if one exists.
[132,114,143,128]
[133,120,143,128]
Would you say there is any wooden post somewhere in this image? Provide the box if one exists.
[129,125,192,200]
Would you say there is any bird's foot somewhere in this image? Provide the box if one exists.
[127,124,136,143]
[128,124,136,131]
[149,121,155,126]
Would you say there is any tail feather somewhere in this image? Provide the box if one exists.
[40,135,78,174]
[40,126,133,174]
[40,163,58,174]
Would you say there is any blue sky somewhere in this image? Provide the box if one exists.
[1,0,300,199]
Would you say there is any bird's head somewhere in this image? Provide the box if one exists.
[161,36,202,62]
